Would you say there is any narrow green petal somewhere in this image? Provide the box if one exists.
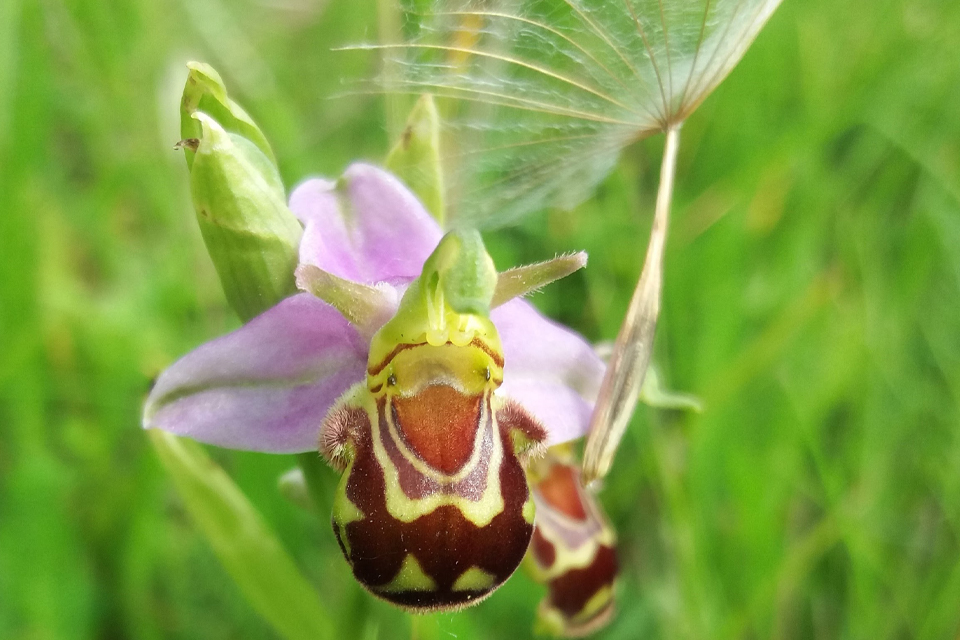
[491,252,587,308]
[295,264,395,336]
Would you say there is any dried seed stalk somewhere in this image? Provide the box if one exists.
[582,125,680,485]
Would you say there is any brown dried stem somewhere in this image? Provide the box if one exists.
[582,125,680,486]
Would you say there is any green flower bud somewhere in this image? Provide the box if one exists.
[180,61,275,170]
[188,112,302,321]
[385,94,445,225]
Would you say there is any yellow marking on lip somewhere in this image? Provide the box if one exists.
[536,586,615,638]
[375,343,503,484]
[332,455,364,558]
[333,478,365,525]
[531,505,616,580]
[532,530,605,581]
[336,522,351,557]
[378,554,437,593]
[452,566,496,592]
[574,585,615,623]
[522,495,536,525]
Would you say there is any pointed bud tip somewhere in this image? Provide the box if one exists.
[188,112,234,156]
[184,62,225,91]
[191,110,222,133]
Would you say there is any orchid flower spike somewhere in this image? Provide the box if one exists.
[526,445,618,637]
[143,163,605,611]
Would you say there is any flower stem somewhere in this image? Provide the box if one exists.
[582,125,681,486]
[297,452,335,515]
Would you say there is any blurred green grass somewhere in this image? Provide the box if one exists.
[1,0,959,638]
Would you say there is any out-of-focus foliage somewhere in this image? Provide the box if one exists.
[0,0,958,639]
[147,430,334,640]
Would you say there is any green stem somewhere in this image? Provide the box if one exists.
[297,452,335,516]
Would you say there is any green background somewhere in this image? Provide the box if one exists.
[1,0,959,638]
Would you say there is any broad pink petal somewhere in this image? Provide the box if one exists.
[289,163,443,284]
[143,294,367,453]
[493,300,604,445]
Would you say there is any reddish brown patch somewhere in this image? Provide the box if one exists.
[537,464,588,521]
[380,397,493,501]
[392,386,481,474]
[548,544,617,618]
[531,528,556,569]
[336,408,534,611]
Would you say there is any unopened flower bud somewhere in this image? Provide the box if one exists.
[180,62,275,170]
[178,63,302,321]
[183,106,302,322]
[527,448,618,637]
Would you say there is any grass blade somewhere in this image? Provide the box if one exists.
[148,430,335,640]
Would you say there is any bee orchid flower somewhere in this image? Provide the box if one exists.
[527,446,618,637]
[143,162,607,612]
